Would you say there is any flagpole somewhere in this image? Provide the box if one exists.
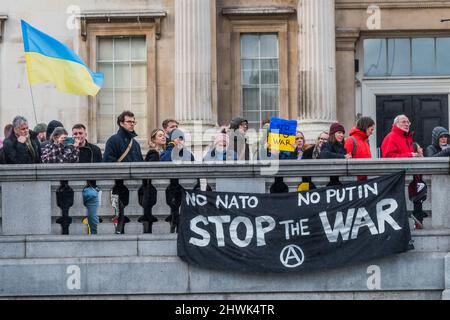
[28,83,38,125]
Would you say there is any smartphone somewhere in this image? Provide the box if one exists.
[64,137,75,145]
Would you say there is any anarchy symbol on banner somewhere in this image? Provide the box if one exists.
[280,245,305,268]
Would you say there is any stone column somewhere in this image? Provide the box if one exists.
[336,28,360,133]
[175,0,215,159]
[298,0,337,141]
[175,0,214,126]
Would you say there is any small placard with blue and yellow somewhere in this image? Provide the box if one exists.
[268,117,298,152]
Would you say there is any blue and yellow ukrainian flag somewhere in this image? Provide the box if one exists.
[21,20,103,96]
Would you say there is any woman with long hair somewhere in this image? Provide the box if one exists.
[145,128,167,162]
[319,122,351,186]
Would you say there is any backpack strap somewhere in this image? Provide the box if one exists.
[351,137,357,157]
[118,139,134,163]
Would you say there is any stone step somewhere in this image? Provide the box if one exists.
[0,251,447,298]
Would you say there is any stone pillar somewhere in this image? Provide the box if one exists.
[298,0,337,141]
[2,181,52,235]
[336,29,360,133]
[175,0,214,127]
[175,0,216,159]
[431,175,450,229]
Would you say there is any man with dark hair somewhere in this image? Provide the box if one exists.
[103,111,142,234]
[3,116,41,164]
[103,111,143,162]
[72,123,103,234]
[162,119,179,143]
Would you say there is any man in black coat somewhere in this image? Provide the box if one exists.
[72,124,102,163]
[103,111,143,162]
[3,116,41,164]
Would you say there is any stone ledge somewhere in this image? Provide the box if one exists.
[0,252,445,297]
[0,159,448,182]
[0,231,448,259]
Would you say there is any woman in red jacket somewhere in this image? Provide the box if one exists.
[344,117,375,181]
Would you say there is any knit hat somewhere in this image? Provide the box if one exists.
[169,128,185,142]
[214,133,229,146]
[230,117,248,130]
[46,120,64,140]
[33,123,47,133]
[329,122,345,135]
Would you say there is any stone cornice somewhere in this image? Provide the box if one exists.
[0,14,7,43]
[77,11,167,40]
[336,1,450,10]
[222,6,296,17]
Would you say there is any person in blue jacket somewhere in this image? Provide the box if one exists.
[161,128,195,162]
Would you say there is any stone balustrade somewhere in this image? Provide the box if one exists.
[0,158,449,236]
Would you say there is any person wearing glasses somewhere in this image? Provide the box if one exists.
[103,111,143,163]
[381,115,419,158]
[302,131,329,160]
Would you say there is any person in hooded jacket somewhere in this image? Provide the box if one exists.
[160,129,195,162]
[41,120,64,150]
[319,122,351,186]
[381,115,419,158]
[344,116,375,181]
[425,126,450,157]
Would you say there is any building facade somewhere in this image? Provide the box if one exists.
[1,0,450,154]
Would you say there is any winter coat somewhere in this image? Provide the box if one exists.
[160,143,195,162]
[78,141,102,163]
[203,147,237,162]
[344,128,372,158]
[319,141,347,159]
[145,148,162,162]
[103,127,143,162]
[3,131,41,164]
[319,141,347,186]
[41,143,79,163]
[425,127,450,157]
[228,130,250,161]
[381,125,414,158]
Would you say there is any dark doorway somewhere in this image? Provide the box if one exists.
[376,95,448,149]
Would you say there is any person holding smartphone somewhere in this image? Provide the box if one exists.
[41,127,80,163]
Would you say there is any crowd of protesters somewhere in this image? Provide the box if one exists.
[0,111,448,231]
